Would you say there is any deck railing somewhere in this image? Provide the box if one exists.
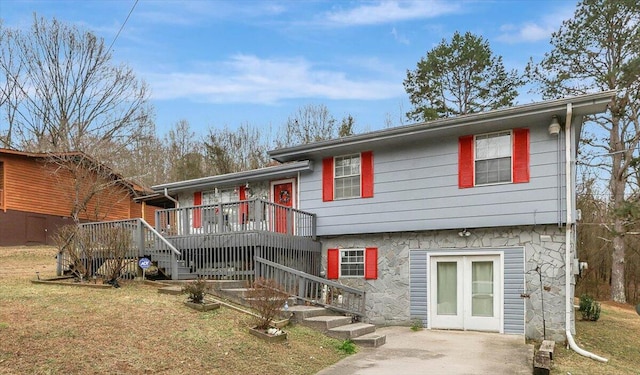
[255,256,366,318]
[56,218,181,279]
[155,199,316,238]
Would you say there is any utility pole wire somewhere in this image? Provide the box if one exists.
[107,0,139,54]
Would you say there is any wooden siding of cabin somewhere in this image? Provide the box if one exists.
[0,209,74,246]
[0,153,150,224]
[299,125,567,236]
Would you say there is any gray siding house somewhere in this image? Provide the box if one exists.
[153,92,612,341]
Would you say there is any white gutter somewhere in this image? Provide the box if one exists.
[564,103,608,362]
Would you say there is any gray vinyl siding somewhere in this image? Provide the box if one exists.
[409,250,428,326]
[300,125,567,237]
[503,248,526,334]
[409,247,525,335]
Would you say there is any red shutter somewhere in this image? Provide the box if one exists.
[512,128,530,183]
[192,191,202,228]
[322,157,334,202]
[327,248,339,279]
[239,185,248,223]
[361,151,374,198]
[458,135,474,188]
[364,247,378,280]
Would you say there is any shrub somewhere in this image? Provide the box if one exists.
[579,294,601,321]
[245,277,289,330]
[337,340,357,354]
[410,319,424,331]
[182,279,208,303]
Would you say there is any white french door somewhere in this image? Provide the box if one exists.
[429,255,502,332]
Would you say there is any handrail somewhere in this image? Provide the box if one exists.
[255,256,366,317]
[155,198,316,238]
[255,256,363,295]
[138,218,180,256]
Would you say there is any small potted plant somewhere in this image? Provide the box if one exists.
[182,279,220,312]
[246,277,290,342]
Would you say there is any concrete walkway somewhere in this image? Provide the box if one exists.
[317,327,533,375]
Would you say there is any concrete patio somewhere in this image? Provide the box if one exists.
[316,327,533,375]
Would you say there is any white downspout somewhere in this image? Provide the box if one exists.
[564,103,608,362]
[163,188,179,208]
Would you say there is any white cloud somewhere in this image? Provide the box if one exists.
[322,0,461,26]
[496,6,574,43]
[146,55,403,104]
[391,27,410,45]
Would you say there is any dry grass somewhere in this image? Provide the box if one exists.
[552,301,640,374]
[0,247,348,375]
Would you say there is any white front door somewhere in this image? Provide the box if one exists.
[430,255,501,332]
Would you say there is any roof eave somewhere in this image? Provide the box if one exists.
[268,91,614,162]
[151,160,313,194]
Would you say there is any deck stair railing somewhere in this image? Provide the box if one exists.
[56,218,182,280]
[255,256,366,318]
[155,199,316,238]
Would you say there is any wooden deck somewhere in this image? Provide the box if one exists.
[165,231,321,279]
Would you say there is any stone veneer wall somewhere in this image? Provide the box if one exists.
[320,225,575,341]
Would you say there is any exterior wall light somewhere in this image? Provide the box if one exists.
[458,228,471,237]
[548,115,561,135]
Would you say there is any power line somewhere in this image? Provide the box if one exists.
[107,0,139,53]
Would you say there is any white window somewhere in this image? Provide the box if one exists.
[203,188,235,205]
[334,154,361,199]
[340,249,364,277]
[475,131,512,185]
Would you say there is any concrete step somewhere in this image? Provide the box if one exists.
[352,332,387,348]
[302,315,353,331]
[327,322,376,340]
[288,305,340,322]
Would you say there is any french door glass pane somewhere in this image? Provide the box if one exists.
[472,261,494,317]
[437,262,457,315]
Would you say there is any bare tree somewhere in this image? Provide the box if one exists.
[527,0,640,303]
[203,122,270,175]
[0,16,155,222]
[0,15,152,154]
[164,120,205,181]
[276,104,337,147]
[47,152,133,223]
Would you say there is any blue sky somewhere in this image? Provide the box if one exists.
[0,0,579,137]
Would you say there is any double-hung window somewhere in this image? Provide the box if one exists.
[475,131,512,185]
[327,247,378,280]
[322,151,374,201]
[458,128,529,188]
[340,249,365,277]
[334,154,361,199]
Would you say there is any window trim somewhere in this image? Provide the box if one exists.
[327,247,377,280]
[459,128,529,189]
[333,153,362,200]
[339,248,366,278]
[473,130,513,186]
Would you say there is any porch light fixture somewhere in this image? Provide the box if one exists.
[548,115,561,136]
[458,228,471,237]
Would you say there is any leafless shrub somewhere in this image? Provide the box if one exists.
[245,277,289,330]
[53,224,134,287]
[53,225,96,281]
[94,226,134,287]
